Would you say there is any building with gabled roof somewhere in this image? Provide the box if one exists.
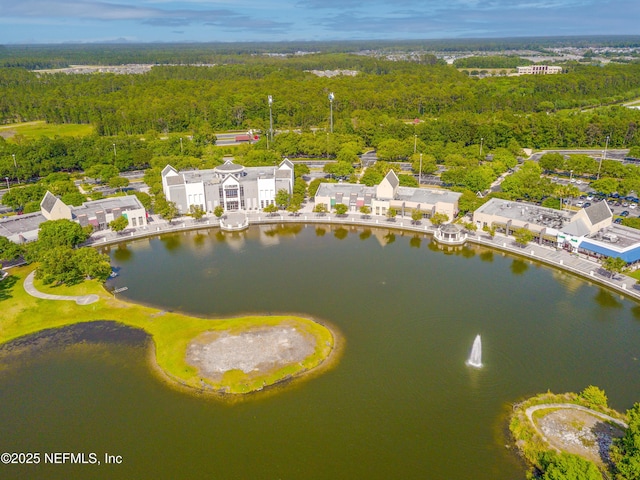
[315,170,461,220]
[161,158,294,214]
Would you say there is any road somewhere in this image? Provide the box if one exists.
[528,149,629,162]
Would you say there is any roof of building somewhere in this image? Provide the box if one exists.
[395,187,462,205]
[384,170,399,189]
[580,224,640,263]
[475,198,575,229]
[584,201,613,225]
[0,212,47,243]
[214,160,245,174]
[72,195,144,219]
[166,175,184,186]
[40,191,59,213]
[315,183,375,198]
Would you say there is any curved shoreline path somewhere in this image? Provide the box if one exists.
[23,271,100,305]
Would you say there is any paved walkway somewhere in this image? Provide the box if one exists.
[23,271,100,305]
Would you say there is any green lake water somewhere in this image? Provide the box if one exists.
[2,223,640,479]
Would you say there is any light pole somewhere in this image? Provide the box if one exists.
[419,153,423,186]
[113,143,117,159]
[597,135,610,180]
[268,95,274,147]
[12,154,18,183]
[328,92,334,134]
[5,176,9,190]
[180,137,183,154]
[414,134,417,154]
[479,138,484,161]
[570,170,574,183]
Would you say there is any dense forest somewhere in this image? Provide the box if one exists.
[2,46,640,189]
[2,56,640,144]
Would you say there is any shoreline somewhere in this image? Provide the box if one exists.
[0,265,340,398]
[89,214,640,302]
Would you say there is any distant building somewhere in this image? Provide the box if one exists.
[315,170,461,219]
[162,158,294,214]
[516,65,563,75]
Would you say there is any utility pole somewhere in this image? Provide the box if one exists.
[268,95,274,148]
[180,137,183,154]
[479,138,484,162]
[597,135,610,180]
[12,154,18,183]
[419,153,423,186]
[113,144,117,159]
[328,92,334,134]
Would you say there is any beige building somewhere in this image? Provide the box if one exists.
[315,171,461,220]
[516,65,563,75]
[472,198,612,249]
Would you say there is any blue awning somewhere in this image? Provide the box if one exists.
[579,239,640,264]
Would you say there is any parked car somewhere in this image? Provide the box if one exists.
[621,210,630,217]
[614,218,623,224]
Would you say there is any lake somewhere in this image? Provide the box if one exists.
[1,223,640,479]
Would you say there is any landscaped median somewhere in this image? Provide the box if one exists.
[0,265,339,397]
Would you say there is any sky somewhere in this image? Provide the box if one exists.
[0,0,638,45]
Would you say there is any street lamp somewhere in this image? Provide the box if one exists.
[113,143,117,158]
[180,137,183,154]
[597,135,610,180]
[479,138,484,161]
[419,153,423,186]
[414,134,417,154]
[5,176,9,190]
[268,95,274,147]
[12,154,18,183]
[328,92,334,134]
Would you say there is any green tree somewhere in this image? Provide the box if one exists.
[313,203,328,215]
[108,176,129,192]
[411,209,423,224]
[590,177,619,195]
[0,236,23,264]
[611,403,640,480]
[430,212,449,226]
[579,385,608,408]
[483,224,497,238]
[538,451,601,480]
[275,189,291,210]
[386,207,398,221]
[213,205,224,218]
[189,204,205,221]
[602,256,627,278]
[38,219,89,250]
[157,200,178,224]
[109,216,129,233]
[61,191,87,207]
[360,205,371,218]
[513,227,534,247]
[73,247,112,282]
[334,203,348,216]
[36,246,79,285]
[286,201,301,216]
[263,203,278,215]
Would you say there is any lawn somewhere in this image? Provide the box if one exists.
[0,121,94,141]
[0,265,336,397]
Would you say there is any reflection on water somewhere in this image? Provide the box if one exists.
[5,224,640,480]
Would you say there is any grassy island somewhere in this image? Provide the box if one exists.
[509,387,640,479]
[0,265,338,397]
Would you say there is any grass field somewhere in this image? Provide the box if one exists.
[0,266,336,397]
[0,121,94,140]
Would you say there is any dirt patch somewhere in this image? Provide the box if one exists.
[185,324,316,383]
[536,409,625,465]
[0,129,16,139]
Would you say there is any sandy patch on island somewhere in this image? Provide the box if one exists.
[186,325,316,382]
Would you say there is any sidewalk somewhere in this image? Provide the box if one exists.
[23,271,100,305]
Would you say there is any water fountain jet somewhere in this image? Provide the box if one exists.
[466,334,482,368]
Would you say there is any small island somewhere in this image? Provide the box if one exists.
[510,387,640,479]
[0,265,339,397]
